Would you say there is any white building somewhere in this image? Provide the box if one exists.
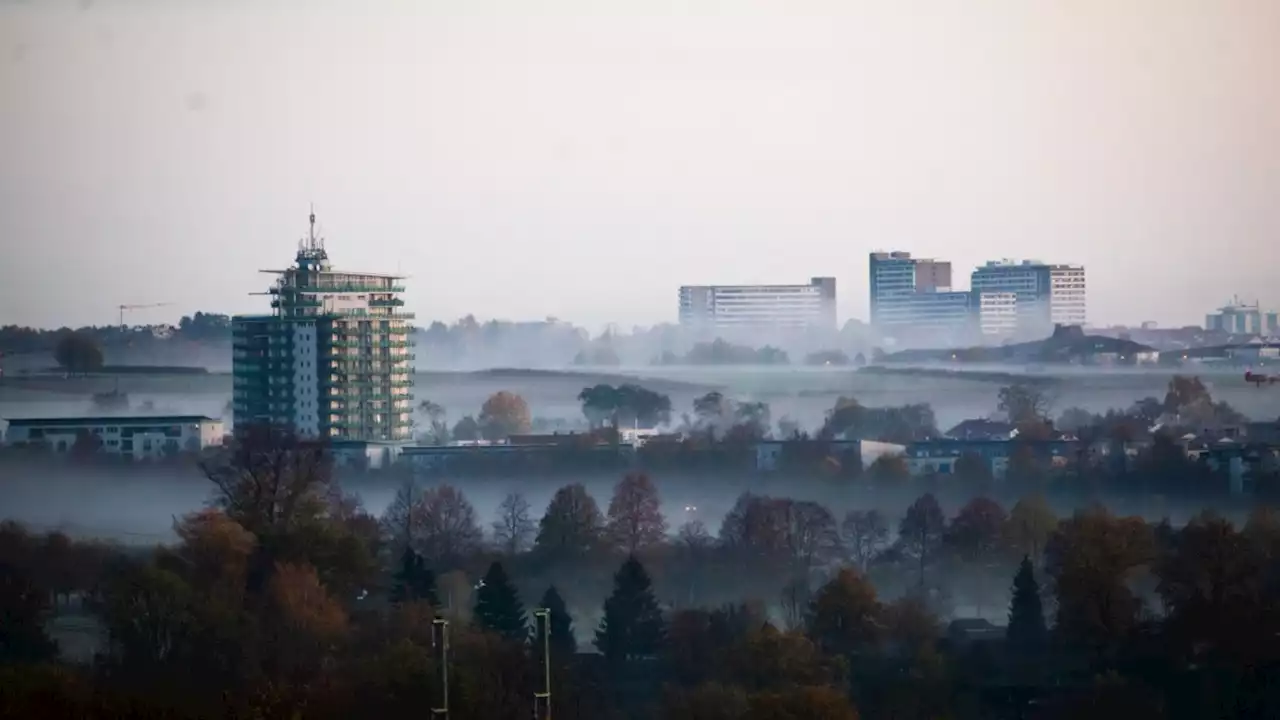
[231,211,416,442]
[1049,264,1087,327]
[978,292,1019,338]
[678,278,837,331]
[1,415,225,459]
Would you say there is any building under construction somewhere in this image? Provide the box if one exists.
[231,211,415,442]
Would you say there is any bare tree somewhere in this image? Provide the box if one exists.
[491,492,536,555]
[779,576,813,631]
[379,478,423,560]
[783,500,843,576]
[199,425,332,537]
[412,485,483,569]
[842,509,890,569]
[605,473,668,553]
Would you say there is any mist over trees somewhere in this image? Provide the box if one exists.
[4,416,1280,718]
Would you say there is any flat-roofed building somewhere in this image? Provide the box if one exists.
[678,277,837,331]
[1,415,225,459]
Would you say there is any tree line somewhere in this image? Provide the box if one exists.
[3,426,1280,718]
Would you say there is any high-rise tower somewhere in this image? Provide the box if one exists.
[231,211,415,441]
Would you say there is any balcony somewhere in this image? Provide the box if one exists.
[369,298,406,307]
[299,284,406,294]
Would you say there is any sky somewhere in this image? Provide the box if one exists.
[1,0,1278,333]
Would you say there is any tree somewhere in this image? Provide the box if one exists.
[898,493,947,588]
[54,332,104,375]
[1006,556,1048,668]
[1045,507,1155,666]
[473,561,527,643]
[199,426,333,538]
[605,473,668,553]
[491,492,536,555]
[539,585,577,657]
[578,383,672,429]
[478,391,532,440]
[746,685,861,720]
[953,452,995,492]
[595,555,665,663]
[946,497,1009,614]
[412,484,483,569]
[998,382,1050,425]
[97,561,193,669]
[0,558,58,663]
[265,561,349,675]
[867,454,910,484]
[841,510,889,569]
[389,546,438,606]
[535,483,604,555]
[1005,495,1058,562]
[806,567,882,658]
[1163,375,1211,415]
[693,391,734,432]
[1057,406,1099,433]
[417,399,449,444]
[451,415,482,442]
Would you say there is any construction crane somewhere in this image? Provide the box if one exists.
[118,302,173,329]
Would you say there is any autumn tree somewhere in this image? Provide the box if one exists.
[1046,507,1155,666]
[479,390,532,440]
[491,492,537,555]
[605,473,668,553]
[841,510,889,569]
[745,685,861,720]
[1155,512,1264,661]
[412,484,483,569]
[595,556,665,664]
[1005,494,1058,562]
[473,561,527,643]
[806,567,882,658]
[535,483,604,556]
[264,561,349,677]
[724,623,846,692]
[898,493,947,589]
[946,497,1009,614]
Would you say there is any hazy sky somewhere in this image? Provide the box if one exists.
[2,0,1278,332]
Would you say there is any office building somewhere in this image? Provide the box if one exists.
[678,277,836,331]
[1,415,225,459]
[1049,264,1087,327]
[970,260,1087,337]
[978,292,1019,338]
[1206,299,1279,335]
[232,212,415,442]
[869,252,972,344]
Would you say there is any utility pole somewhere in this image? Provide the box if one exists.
[431,618,450,720]
[533,608,552,720]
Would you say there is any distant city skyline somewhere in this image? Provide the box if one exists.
[2,1,1277,332]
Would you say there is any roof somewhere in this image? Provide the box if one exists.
[945,418,1016,440]
[3,415,219,427]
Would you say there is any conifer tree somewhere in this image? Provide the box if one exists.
[1007,555,1048,658]
[389,546,438,606]
[595,555,665,664]
[474,561,527,643]
[539,585,577,658]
